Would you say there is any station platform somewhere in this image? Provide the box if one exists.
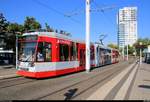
[86,61,150,100]
[129,62,150,100]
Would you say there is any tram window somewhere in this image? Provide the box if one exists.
[76,43,78,60]
[37,43,44,62]
[70,46,73,61]
[37,42,52,62]
[59,44,69,61]
[90,48,94,60]
[80,50,83,66]
[45,43,52,62]
[70,43,77,61]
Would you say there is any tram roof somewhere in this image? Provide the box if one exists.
[23,32,94,44]
[22,32,119,51]
[94,42,114,50]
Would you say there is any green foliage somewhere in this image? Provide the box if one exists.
[5,33,16,50]
[0,13,9,49]
[124,45,136,55]
[0,13,9,33]
[0,13,71,51]
[45,23,54,32]
[24,16,41,31]
[7,23,24,33]
[134,38,150,46]
[133,38,150,56]
[107,43,119,49]
[0,14,41,51]
[5,23,24,51]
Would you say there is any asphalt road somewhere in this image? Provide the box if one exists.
[0,65,16,76]
[0,57,135,100]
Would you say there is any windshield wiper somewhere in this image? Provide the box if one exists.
[24,51,34,62]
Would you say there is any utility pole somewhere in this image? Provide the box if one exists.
[86,0,90,73]
[126,23,129,61]
[140,48,142,64]
[127,43,128,61]
[16,34,18,69]
[123,46,125,60]
[63,0,114,73]
[139,42,143,65]
[15,32,21,69]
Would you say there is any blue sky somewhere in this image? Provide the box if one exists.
[0,0,150,46]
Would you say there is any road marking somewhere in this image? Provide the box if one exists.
[87,63,135,100]
[114,64,138,100]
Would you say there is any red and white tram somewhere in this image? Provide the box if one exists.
[17,32,95,78]
[17,31,119,78]
[111,49,119,64]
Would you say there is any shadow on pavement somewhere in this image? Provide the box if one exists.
[0,65,14,69]
[64,88,78,100]
[138,85,150,89]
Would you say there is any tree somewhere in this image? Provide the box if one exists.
[5,23,24,51]
[124,45,136,55]
[24,16,41,32]
[45,23,54,32]
[0,13,9,33]
[133,38,150,56]
[134,38,150,46]
[107,43,119,49]
[0,13,9,49]
[7,23,24,33]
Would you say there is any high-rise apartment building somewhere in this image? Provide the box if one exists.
[117,7,138,48]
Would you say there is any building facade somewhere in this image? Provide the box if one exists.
[118,7,138,48]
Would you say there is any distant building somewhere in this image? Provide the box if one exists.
[117,7,138,48]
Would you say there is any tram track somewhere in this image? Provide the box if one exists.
[37,68,120,100]
[0,58,130,90]
[0,58,135,100]
[0,76,21,82]
[0,62,122,91]
[36,60,136,100]
[0,63,118,90]
[72,62,138,100]
[0,77,38,89]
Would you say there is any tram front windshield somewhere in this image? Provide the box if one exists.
[19,35,37,62]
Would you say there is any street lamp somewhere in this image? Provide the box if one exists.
[85,0,90,73]
[139,42,143,64]
[122,45,125,60]
[16,32,22,69]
